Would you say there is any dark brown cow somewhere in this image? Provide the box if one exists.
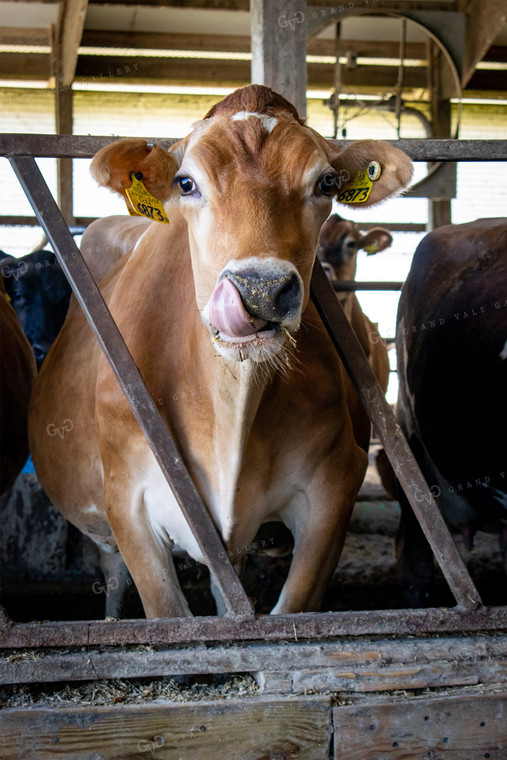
[395,218,507,605]
[0,275,37,493]
[29,85,412,618]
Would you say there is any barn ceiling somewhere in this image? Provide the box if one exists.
[0,0,506,100]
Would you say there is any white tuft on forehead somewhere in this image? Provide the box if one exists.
[231,111,278,133]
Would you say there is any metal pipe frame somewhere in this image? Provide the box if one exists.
[1,134,506,655]
[1,135,507,161]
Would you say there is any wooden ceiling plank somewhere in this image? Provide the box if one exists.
[0,28,50,46]
[79,30,429,61]
[80,30,252,53]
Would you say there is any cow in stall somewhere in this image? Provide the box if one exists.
[316,213,392,393]
[395,218,507,606]
[29,85,412,618]
[0,274,37,493]
[0,249,72,369]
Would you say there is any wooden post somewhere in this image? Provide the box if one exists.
[55,85,74,225]
[50,0,88,226]
[50,23,75,225]
[250,0,307,119]
[427,39,452,230]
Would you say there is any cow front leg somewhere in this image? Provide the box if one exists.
[98,546,130,618]
[272,476,362,615]
[103,475,192,620]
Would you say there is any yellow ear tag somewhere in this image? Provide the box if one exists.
[337,161,382,205]
[125,172,169,224]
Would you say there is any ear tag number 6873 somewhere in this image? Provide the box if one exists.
[337,161,382,204]
[125,172,170,224]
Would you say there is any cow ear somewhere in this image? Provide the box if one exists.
[91,139,179,201]
[329,139,413,206]
[360,227,393,255]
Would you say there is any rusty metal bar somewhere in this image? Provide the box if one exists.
[1,134,506,161]
[310,259,482,611]
[333,281,404,291]
[8,154,254,619]
[1,605,505,650]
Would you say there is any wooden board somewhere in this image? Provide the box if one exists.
[333,691,507,759]
[3,634,507,689]
[0,696,332,760]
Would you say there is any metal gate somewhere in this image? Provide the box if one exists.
[1,135,506,662]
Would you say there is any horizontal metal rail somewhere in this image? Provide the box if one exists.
[333,280,404,291]
[1,135,506,161]
[1,606,506,650]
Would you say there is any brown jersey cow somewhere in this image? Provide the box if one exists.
[29,85,412,618]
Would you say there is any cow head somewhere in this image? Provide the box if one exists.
[316,214,393,282]
[91,85,412,365]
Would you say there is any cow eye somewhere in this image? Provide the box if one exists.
[317,172,340,196]
[176,176,198,196]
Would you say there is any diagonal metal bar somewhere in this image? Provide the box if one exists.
[8,154,254,619]
[310,258,482,611]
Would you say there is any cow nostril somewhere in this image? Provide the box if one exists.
[272,273,301,319]
[225,267,302,324]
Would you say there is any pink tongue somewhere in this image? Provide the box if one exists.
[209,277,268,337]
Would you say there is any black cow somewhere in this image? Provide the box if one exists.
[0,273,37,492]
[0,250,72,368]
[395,218,507,605]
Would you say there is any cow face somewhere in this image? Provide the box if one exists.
[316,214,393,282]
[91,86,412,365]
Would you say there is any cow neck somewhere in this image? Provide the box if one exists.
[200,338,269,535]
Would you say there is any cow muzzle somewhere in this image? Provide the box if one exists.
[203,257,304,363]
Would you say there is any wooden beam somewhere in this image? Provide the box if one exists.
[79,29,429,61]
[2,634,507,686]
[428,38,452,228]
[333,692,507,759]
[312,0,457,7]
[73,56,428,89]
[0,697,332,760]
[251,0,308,118]
[80,30,252,53]
[87,0,250,7]
[0,53,50,79]
[483,45,507,63]
[3,0,58,3]
[0,28,50,46]
[462,0,507,86]
[55,86,74,224]
[1,53,503,94]
[58,0,89,86]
